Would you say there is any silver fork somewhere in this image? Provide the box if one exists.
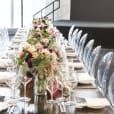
[61,102,66,112]
[58,102,64,112]
[8,105,16,114]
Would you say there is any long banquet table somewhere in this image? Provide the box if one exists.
[0,27,113,114]
[0,85,113,114]
[0,67,113,114]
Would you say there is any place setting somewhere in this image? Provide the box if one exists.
[75,97,110,109]
[0,98,17,113]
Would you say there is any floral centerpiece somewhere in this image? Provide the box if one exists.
[18,43,59,77]
[18,17,62,95]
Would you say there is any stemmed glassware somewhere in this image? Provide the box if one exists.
[65,66,78,106]
[6,51,20,100]
[6,76,20,99]
[18,65,33,102]
[19,74,33,102]
[67,67,78,91]
[7,51,18,73]
[46,76,58,103]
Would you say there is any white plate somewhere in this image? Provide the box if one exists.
[78,73,95,84]
[86,98,110,109]
[68,62,83,69]
[87,105,106,109]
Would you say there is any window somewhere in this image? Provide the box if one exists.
[0,0,11,27]
[0,0,46,28]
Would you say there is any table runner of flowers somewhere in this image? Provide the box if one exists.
[17,17,62,95]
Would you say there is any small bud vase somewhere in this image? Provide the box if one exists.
[34,74,47,96]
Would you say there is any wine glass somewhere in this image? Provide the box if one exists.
[6,76,20,99]
[46,76,58,103]
[55,71,66,102]
[18,66,33,102]
[19,74,33,102]
[61,65,78,106]
[7,52,18,73]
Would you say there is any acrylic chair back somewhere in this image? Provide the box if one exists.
[77,33,88,60]
[88,45,101,77]
[68,24,75,44]
[101,52,114,97]
[78,33,88,61]
[96,52,113,95]
[70,28,79,49]
[108,72,114,111]
[74,30,83,52]
[82,39,95,66]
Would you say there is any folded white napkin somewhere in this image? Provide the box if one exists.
[76,97,110,109]
[11,38,22,43]
[86,98,110,108]
[6,50,16,55]
[0,72,16,83]
[9,43,19,49]
[66,52,76,57]
[0,59,12,68]
[15,32,24,36]
[17,29,25,33]
[68,62,84,69]
[14,35,23,39]
[65,45,72,49]
[78,73,95,84]
[0,100,16,112]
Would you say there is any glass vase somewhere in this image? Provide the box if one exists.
[34,74,47,96]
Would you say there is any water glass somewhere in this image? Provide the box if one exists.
[6,76,20,99]
[19,75,33,102]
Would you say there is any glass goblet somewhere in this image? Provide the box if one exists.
[19,75,33,102]
[64,69,78,106]
[46,77,58,103]
[6,76,20,99]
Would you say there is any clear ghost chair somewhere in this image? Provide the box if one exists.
[74,30,83,52]
[70,28,79,49]
[101,53,114,97]
[82,39,95,66]
[4,27,10,42]
[77,33,88,59]
[88,45,101,77]
[68,24,75,45]
[0,27,8,58]
[108,72,114,111]
[78,33,88,61]
[2,27,10,50]
[96,52,113,95]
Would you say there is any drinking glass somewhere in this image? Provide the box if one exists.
[7,52,18,73]
[46,76,58,103]
[6,76,20,99]
[55,71,65,102]
[63,66,78,106]
[19,75,33,102]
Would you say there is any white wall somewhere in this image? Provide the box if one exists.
[32,0,71,20]
[46,0,71,20]
[55,0,70,20]
[32,0,46,18]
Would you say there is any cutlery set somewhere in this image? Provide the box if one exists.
[58,102,66,113]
